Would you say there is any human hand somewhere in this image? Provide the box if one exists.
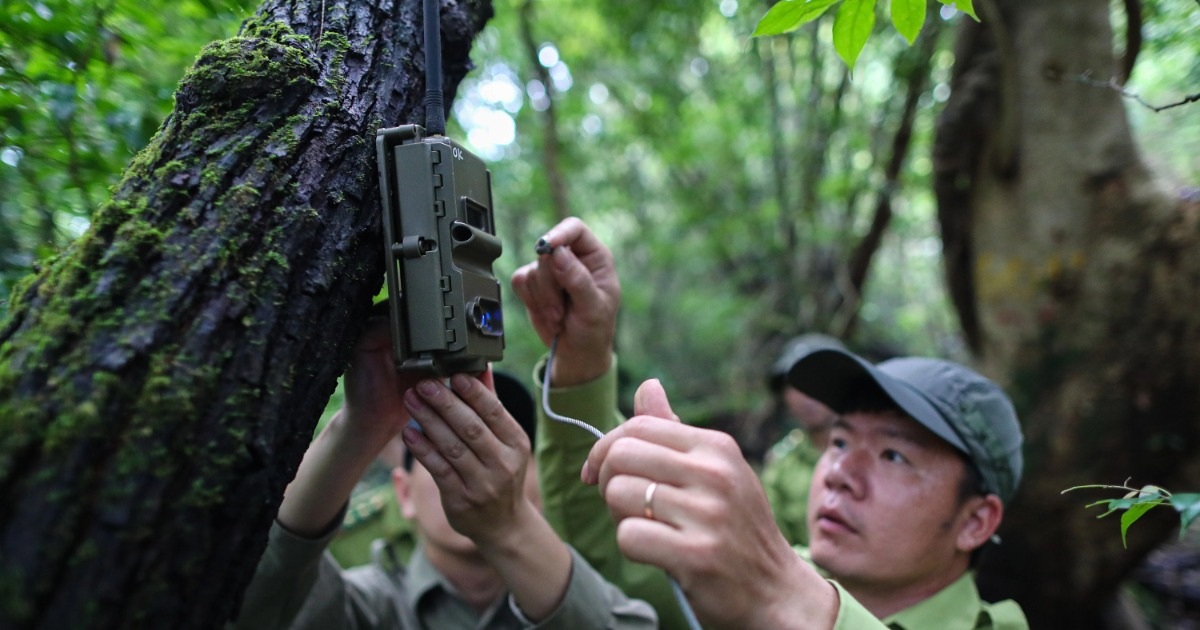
[582,380,835,629]
[339,315,423,448]
[402,371,577,619]
[400,371,540,547]
[511,217,620,386]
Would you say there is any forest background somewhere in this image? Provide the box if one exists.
[1,0,1198,627]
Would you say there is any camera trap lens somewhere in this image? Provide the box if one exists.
[469,298,503,337]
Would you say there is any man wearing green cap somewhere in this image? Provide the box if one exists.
[783,349,1026,626]
[516,216,1028,628]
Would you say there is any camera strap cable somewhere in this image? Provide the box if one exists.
[541,335,703,630]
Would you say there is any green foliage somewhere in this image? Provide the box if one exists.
[752,0,840,37]
[458,0,969,420]
[1063,482,1200,547]
[890,0,926,45]
[753,0,976,67]
[1118,0,1200,181]
[3,0,1194,432]
[832,0,876,69]
[0,0,255,315]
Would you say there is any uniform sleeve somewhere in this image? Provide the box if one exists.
[511,546,658,630]
[533,355,688,629]
[229,518,403,630]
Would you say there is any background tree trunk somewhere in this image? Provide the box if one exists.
[0,0,492,627]
[937,0,1200,626]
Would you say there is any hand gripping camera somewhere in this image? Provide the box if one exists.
[374,0,504,376]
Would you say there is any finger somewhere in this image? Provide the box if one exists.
[448,373,529,454]
[545,244,613,323]
[595,434,698,494]
[583,416,708,485]
[535,217,617,318]
[511,261,565,341]
[479,365,495,391]
[605,475,680,526]
[402,422,466,493]
[403,380,490,477]
[633,379,680,423]
[614,517,694,576]
[538,217,609,263]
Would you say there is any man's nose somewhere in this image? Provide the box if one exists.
[823,448,868,498]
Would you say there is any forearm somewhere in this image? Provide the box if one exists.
[476,505,573,621]
[278,409,393,537]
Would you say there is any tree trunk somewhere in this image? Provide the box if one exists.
[936,0,1200,626]
[0,0,492,627]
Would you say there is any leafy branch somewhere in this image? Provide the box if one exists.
[753,0,977,68]
[1062,481,1200,548]
[1068,71,1200,112]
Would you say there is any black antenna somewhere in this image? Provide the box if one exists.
[423,0,446,136]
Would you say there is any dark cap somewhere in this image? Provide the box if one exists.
[787,348,1024,504]
[768,334,848,392]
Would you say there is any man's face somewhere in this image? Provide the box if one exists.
[806,411,978,591]
[398,459,542,556]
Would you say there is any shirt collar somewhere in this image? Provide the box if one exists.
[404,543,513,627]
[404,543,452,611]
[882,571,987,629]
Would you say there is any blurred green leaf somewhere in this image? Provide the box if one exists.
[1086,497,1139,519]
[937,0,978,21]
[752,0,841,37]
[1174,493,1200,534]
[890,0,925,44]
[1120,499,1163,548]
[833,0,875,69]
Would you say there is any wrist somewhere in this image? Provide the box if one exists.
[473,502,571,622]
[756,553,839,629]
[549,349,612,388]
[328,406,400,456]
[472,500,546,555]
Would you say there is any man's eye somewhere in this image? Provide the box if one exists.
[829,437,848,450]
[882,449,908,464]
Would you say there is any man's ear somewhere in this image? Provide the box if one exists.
[956,494,1004,553]
[392,467,416,520]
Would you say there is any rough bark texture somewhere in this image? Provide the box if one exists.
[0,0,492,627]
[936,0,1200,626]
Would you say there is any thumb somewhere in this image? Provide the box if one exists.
[633,379,680,423]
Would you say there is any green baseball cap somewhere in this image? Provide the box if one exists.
[787,348,1024,504]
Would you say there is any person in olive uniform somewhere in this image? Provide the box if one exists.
[230,317,656,630]
[517,217,1029,629]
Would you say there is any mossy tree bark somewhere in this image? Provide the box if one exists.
[936,0,1200,626]
[0,0,492,627]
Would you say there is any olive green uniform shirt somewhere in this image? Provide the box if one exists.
[534,358,1028,630]
[231,517,657,629]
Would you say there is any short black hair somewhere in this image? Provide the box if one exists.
[403,370,536,470]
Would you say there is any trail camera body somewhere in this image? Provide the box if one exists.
[376,124,504,376]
